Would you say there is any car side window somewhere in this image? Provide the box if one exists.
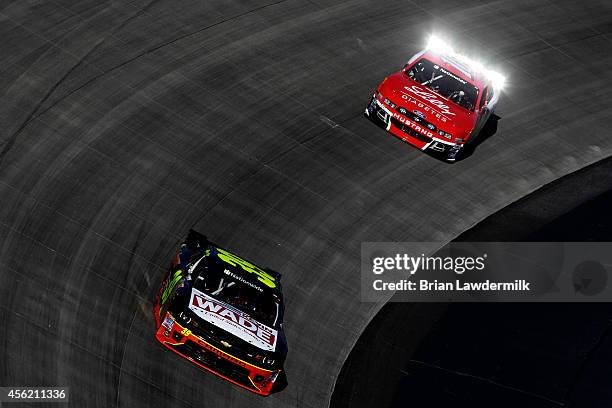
[479,87,489,110]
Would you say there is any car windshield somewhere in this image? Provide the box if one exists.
[405,58,479,111]
[193,262,280,327]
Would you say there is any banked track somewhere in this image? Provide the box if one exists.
[1,0,612,407]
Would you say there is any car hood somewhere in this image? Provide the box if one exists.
[188,288,278,352]
[381,71,477,136]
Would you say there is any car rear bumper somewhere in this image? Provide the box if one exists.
[155,312,280,396]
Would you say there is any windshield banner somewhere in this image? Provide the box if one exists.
[189,289,277,351]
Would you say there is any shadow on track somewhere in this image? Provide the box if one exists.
[458,113,501,161]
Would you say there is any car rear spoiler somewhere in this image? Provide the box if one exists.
[264,268,282,283]
[185,229,282,283]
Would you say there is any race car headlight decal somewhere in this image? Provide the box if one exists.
[268,371,279,383]
[383,98,396,109]
[426,34,506,90]
[438,130,452,139]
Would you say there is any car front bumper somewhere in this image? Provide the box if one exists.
[365,95,463,161]
[155,312,280,396]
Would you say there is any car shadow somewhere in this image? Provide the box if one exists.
[458,112,501,160]
[423,112,500,163]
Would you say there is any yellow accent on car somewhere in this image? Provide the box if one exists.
[215,247,277,288]
[161,269,183,304]
[170,319,274,372]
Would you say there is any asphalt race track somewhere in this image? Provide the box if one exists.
[1,1,612,407]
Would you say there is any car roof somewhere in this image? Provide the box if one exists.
[420,50,490,90]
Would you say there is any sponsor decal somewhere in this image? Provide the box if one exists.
[189,289,277,351]
[162,315,175,330]
[209,345,248,368]
[439,67,467,84]
[391,112,434,138]
[440,55,474,80]
[413,110,426,119]
[195,337,250,368]
[399,94,450,123]
[224,269,264,292]
[402,85,455,118]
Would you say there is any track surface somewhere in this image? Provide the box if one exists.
[2,1,612,407]
[333,156,612,408]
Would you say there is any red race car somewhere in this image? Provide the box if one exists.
[365,35,505,161]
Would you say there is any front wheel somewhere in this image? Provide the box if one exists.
[446,144,464,162]
[364,95,377,117]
